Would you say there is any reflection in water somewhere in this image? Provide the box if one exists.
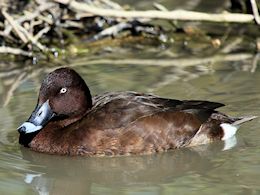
[222,136,237,151]
[20,143,225,195]
[0,52,255,107]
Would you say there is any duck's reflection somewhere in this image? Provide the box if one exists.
[20,141,230,195]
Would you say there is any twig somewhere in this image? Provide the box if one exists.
[221,37,243,53]
[4,3,55,35]
[15,22,48,51]
[37,15,53,25]
[0,31,16,42]
[250,0,260,25]
[54,0,255,23]
[2,9,28,43]
[0,46,32,56]
[60,20,84,28]
[153,3,178,28]
[98,0,123,10]
[34,26,51,41]
[88,22,131,41]
[2,9,47,51]
[153,3,168,12]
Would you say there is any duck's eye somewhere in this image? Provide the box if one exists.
[60,87,67,94]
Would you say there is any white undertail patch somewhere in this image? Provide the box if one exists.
[220,123,239,140]
[222,136,237,151]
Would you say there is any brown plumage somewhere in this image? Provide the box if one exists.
[17,68,256,156]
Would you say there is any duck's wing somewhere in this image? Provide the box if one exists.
[76,92,255,156]
[88,91,224,130]
[179,100,224,110]
[92,91,224,110]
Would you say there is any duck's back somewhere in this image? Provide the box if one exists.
[74,91,228,155]
[89,91,224,129]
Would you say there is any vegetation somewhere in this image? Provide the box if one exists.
[0,0,260,60]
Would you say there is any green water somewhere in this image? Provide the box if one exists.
[1,41,260,194]
[1,0,260,194]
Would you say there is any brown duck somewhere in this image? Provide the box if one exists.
[17,68,256,156]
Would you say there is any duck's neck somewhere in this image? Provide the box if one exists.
[53,114,84,128]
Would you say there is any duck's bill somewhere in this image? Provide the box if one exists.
[17,100,55,134]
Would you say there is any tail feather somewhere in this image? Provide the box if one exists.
[232,116,258,126]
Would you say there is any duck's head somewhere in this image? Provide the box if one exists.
[17,68,92,137]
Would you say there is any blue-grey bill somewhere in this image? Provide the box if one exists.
[17,100,54,134]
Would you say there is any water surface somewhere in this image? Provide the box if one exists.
[1,44,260,194]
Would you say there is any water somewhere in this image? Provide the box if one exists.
[1,41,260,194]
[1,0,260,194]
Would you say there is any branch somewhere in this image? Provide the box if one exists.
[4,3,55,35]
[54,0,255,23]
[2,9,28,43]
[0,46,32,57]
[250,0,260,25]
[2,9,48,51]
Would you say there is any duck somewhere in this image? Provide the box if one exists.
[17,68,257,156]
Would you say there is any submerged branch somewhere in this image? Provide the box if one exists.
[70,53,253,67]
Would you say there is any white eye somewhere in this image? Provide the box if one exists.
[60,87,67,94]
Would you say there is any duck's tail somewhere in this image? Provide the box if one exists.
[188,115,257,147]
[221,115,258,140]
